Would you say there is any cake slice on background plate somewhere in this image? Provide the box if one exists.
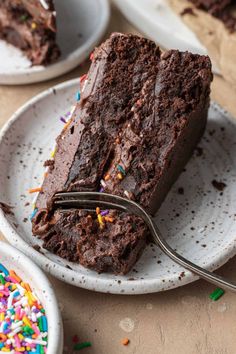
[31,33,212,274]
[0,0,60,65]
[169,0,236,88]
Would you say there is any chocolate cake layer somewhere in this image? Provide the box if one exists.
[32,33,212,274]
[0,0,60,65]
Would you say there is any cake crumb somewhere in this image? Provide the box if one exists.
[212,180,227,191]
[33,244,43,254]
[181,7,196,16]
[178,187,184,195]
[0,202,14,216]
[44,159,54,170]
[195,146,203,156]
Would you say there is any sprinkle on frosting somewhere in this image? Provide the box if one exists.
[28,188,42,194]
[0,262,48,353]
[31,22,37,30]
[117,165,126,176]
[124,190,130,199]
[30,208,38,221]
[39,0,49,10]
[81,80,88,93]
[50,149,56,158]
[80,74,87,84]
[97,214,104,229]
[100,210,109,216]
[76,92,81,101]
[104,216,114,223]
[117,172,123,180]
[100,180,106,189]
[60,117,67,124]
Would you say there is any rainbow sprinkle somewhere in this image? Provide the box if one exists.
[30,208,38,221]
[100,210,109,216]
[59,105,77,126]
[60,117,67,124]
[76,92,81,101]
[117,165,126,176]
[117,172,123,180]
[209,288,225,301]
[50,149,56,158]
[74,341,92,351]
[80,74,87,84]
[31,22,37,30]
[0,263,48,353]
[28,188,42,194]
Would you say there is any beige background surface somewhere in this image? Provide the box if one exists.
[1,4,236,354]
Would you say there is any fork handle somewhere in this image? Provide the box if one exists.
[149,217,236,292]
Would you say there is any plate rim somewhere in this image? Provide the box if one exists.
[0,0,110,85]
[0,78,236,295]
[113,0,204,52]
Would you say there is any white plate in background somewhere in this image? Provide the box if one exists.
[113,0,220,73]
[0,0,110,85]
[0,79,235,294]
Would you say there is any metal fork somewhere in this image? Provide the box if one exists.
[54,191,236,291]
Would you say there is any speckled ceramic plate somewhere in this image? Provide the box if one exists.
[113,0,220,74]
[0,0,110,85]
[0,78,236,295]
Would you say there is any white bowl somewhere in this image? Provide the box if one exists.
[0,241,63,354]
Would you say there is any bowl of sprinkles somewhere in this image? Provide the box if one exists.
[0,241,63,354]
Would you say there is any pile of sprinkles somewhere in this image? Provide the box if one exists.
[0,263,48,353]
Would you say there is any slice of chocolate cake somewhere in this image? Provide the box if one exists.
[0,0,60,65]
[32,33,212,274]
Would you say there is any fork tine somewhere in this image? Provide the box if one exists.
[54,198,128,213]
[54,192,140,214]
